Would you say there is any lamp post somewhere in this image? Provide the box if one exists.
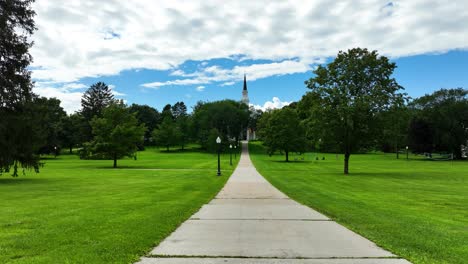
[229,144,233,166]
[216,136,221,176]
[54,146,57,158]
[234,145,237,159]
[406,146,409,160]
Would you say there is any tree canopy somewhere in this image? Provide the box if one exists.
[192,100,249,151]
[89,102,146,168]
[302,48,405,174]
[258,107,307,162]
[0,0,41,176]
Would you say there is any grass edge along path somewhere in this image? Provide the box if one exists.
[0,146,239,264]
[248,141,468,264]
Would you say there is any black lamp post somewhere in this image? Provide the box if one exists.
[406,146,409,160]
[234,145,237,159]
[216,136,221,176]
[229,144,233,166]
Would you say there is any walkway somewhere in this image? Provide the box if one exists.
[137,142,410,264]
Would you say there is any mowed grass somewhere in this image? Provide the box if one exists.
[0,146,238,264]
[249,142,468,264]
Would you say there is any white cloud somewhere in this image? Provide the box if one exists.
[251,97,292,112]
[108,84,126,97]
[141,59,311,88]
[221,81,235,86]
[28,1,468,108]
[33,82,84,114]
[196,85,205,92]
[30,0,468,84]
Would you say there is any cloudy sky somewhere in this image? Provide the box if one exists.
[30,0,468,113]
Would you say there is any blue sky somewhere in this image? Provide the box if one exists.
[29,1,468,113]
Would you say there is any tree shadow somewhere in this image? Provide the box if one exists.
[0,177,48,185]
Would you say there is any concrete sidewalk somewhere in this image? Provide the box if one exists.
[137,142,410,264]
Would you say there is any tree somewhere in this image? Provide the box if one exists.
[89,102,146,168]
[172,101,187,119]
[257,107,307,162]
[376,95,410,157]
[60,113,87,154]
[33,97,67,155]
[81,82,114,140]
[408,88,468,158]
[303,48,404,174]
[129,104,161,145]
[0,0,42,176]
[152,116,180,151]
[192,100,249,151]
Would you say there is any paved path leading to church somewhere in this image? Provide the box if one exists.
[137,142,410,264]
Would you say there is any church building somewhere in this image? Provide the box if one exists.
[241,74,256,141]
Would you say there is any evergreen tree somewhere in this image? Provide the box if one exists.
[80,82,114,140]
[81,82,114,120]
[0,0,42,176]
[89,102,146,168]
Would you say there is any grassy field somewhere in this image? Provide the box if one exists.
[249,142,468,264]
[0,146,238,264]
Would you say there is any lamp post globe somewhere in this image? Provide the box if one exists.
[216,137,221,176]
[229,144,233,166]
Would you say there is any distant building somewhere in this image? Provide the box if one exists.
[241,74,256,141]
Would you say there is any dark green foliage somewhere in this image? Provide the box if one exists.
[60,113,88,153]
[33,97,67,155]
[129,104,161,145]
[408,88,468,158]
[0,0,41,176]
[257,107,307,161]
[302,48,405,174]
[408,117,434,154]
[88,102,146,168]
[192,100,249,151]
[375,95,411,157]
[80,82,115,140]
[152,116,181,151]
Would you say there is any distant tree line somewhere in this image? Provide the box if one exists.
[257,48,468,175]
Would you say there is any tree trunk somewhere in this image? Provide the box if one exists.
[69,146,73,154]
[285,150,289,162]
[113,154,117,168]
[166,146,169,151]
[344,152,350,174]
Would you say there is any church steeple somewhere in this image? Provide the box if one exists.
[243,74,247,91]
[242,74,249,105]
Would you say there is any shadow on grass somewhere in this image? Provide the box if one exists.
[0,177,49,185]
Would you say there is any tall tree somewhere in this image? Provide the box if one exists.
[303,48,404,174]
[89,102,146,168]
[129,104,161,145]
[257,107,307,162]
[0,0,42,176]
[408,88,468,158]
[152,116,180,151]
[34,97,67,155]
[60,113,87,154]
[81,82,114,120]
[80,82,114,140]
[171,101,187,119]
[192,100,249,150]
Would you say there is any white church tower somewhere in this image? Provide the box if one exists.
[241,74,249,105]
[241,74,256,140]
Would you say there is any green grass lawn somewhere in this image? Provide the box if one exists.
[0,146,238,264]
[249,142,468,264]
